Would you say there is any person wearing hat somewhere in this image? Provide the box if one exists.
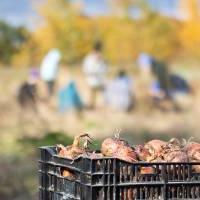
[82,42,108,109]
[17,68,40,113]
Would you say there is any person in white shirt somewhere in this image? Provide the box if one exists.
[83,42,107,108]
[40,48,61,97]
[104,70,133,112]
[137,53,153,73]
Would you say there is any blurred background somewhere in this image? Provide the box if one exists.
[1,0,200,199]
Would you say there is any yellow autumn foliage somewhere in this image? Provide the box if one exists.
[179,21,200,58]
[15,0,200,66]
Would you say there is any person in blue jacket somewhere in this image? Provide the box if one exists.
[58,81,83,113]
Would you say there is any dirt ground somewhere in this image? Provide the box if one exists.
[0,66,200,152]
[0,65,200,200]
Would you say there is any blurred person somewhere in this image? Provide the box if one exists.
[149,80,175,111]
[58,81,83,113]
[137,52,153,74]
[170,74,191,94]
[137,53,154,102]
[149,75,190,112]
[150,59,192,111]
[83,41,107,109]
[17,68,39,113]
[149,59,176,111]
[40,48,61,97]
[151,59,171,98]
[169,74,191,108]
[104,70,133,112]
[150,80,166,100]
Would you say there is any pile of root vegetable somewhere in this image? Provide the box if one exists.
[57,134,200,176]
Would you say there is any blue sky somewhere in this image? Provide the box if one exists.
[83,0,109,15]
[0,0,179,28]
[80,0,179,17]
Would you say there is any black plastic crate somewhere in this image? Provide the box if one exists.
[39,146,200,200]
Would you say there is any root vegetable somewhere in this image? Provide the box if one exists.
[144,139,167,157]
[58,134,92,159]
[135,145,154,162]
[136,138,189,163]
[101,136,137,163]
[185,142,200,172]
[57,134,93,180]
[62,169,76,180]
[113,146,137,163]
[140,167,155,174]
[160,138,188,162]
[135,139,166,162]
[185,142,200,161]
[163,151,188,162]
[101,137,128,157]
